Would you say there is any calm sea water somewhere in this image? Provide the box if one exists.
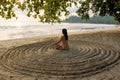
[0,22,118,40]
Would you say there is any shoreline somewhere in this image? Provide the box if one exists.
[0,28,120,45]
[0,27,119,50]
[0,23,119,41]
[0,27,119,41]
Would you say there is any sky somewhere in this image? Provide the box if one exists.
[0,1,94,26]
[0,5,79,26]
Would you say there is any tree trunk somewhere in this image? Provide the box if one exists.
[113,10,120,25]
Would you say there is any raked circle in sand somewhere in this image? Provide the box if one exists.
[0,40,120,78]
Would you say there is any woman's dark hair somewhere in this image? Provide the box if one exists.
[62,28,68,40]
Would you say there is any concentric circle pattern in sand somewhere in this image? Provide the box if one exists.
[0,40,120,78]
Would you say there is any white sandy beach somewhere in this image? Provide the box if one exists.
[0,27,120,80]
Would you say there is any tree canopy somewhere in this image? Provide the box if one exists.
[0,0,120,23]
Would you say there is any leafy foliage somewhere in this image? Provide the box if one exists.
[0,0,16,19]
[0,0,120,23]
[77,0,120,23]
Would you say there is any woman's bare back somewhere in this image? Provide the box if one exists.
[52,28,69,50]
[54,36,69,50]
[60,36,69,49]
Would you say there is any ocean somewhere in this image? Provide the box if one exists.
[0,22,118,40]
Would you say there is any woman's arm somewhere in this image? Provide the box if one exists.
[55,36,63,44]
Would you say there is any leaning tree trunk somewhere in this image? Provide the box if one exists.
[113,7,120,25]
[108,0,120,25]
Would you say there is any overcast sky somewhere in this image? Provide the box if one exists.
[0,5,78,24]
[0,1,95,25]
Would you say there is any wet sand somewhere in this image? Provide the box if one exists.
[0,28,120,80]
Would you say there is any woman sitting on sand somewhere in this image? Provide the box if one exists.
[52,28,69,50]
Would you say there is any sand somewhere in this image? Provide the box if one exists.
[0,28,120,80]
